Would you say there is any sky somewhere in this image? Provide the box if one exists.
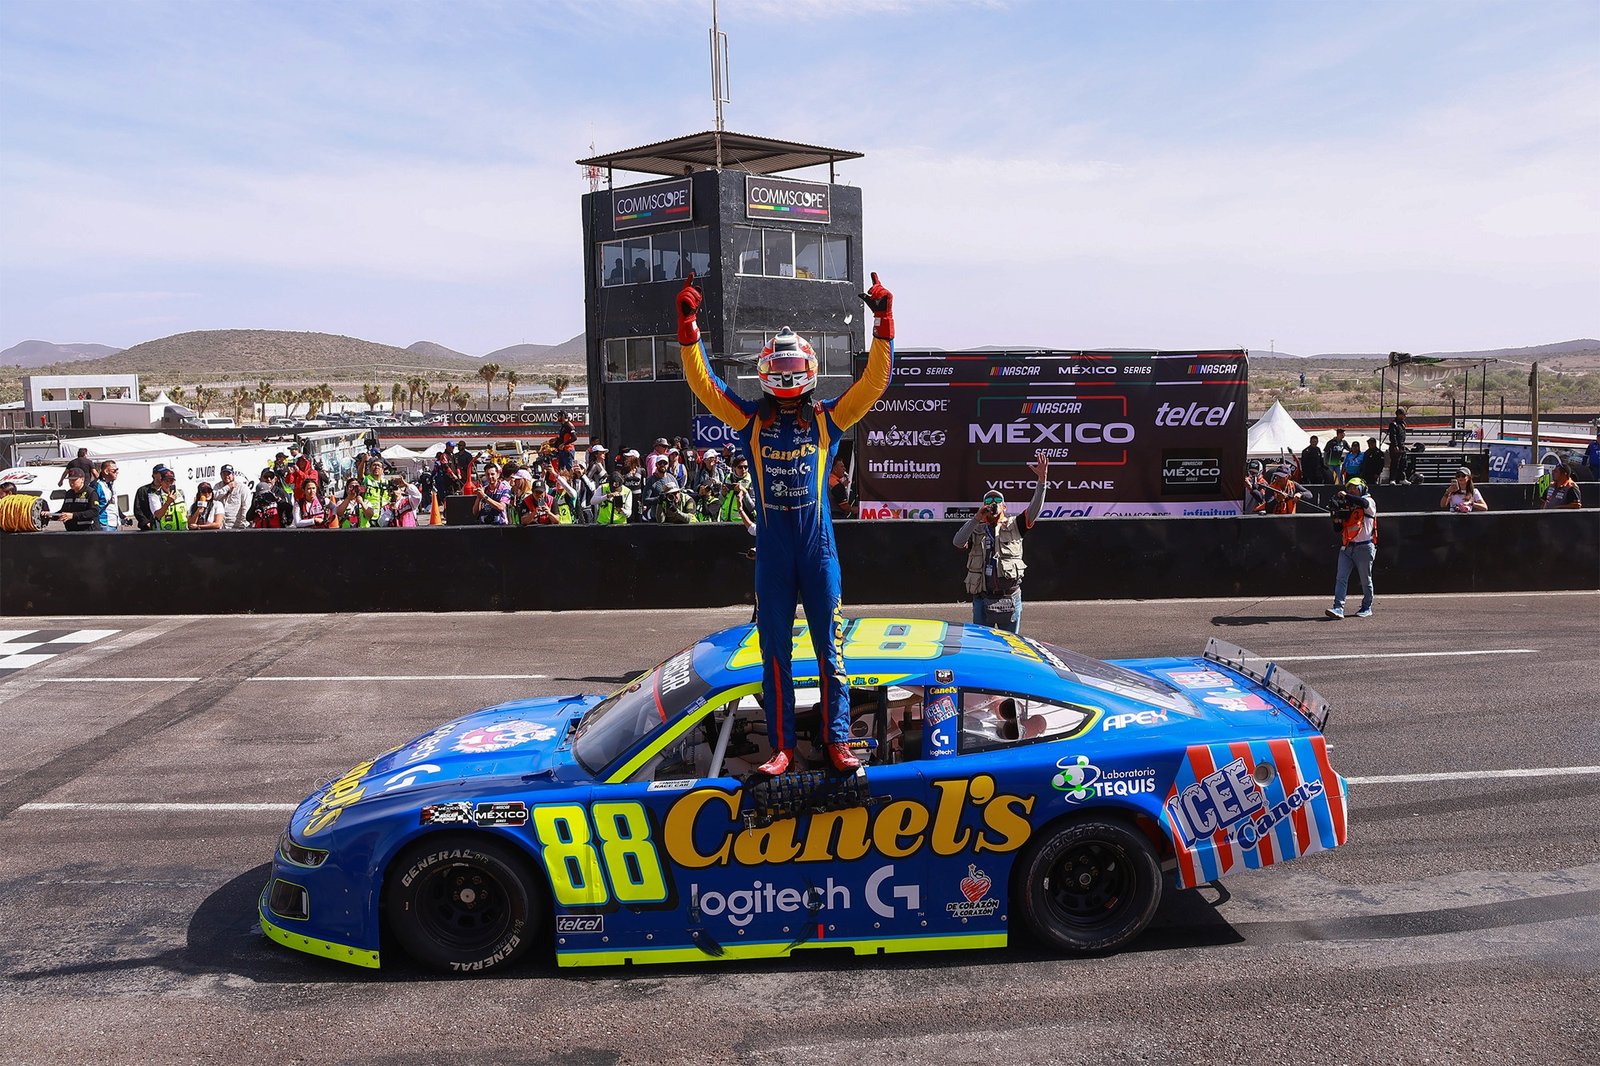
[1,0,1597,358]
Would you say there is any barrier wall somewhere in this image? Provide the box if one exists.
[2,511,1595,615]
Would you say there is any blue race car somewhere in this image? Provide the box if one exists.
[261,619,1348,972]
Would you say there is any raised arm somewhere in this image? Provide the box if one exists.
[1022,452,1049,527]
[677,274,753,430]
[828,272,896,430]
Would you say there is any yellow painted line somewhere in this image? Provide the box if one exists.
[556,932,1008,968]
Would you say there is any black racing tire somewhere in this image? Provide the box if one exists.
[1015,817,1162,954]
[384,836,543,974]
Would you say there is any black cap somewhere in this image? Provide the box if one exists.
[220,464,235,475]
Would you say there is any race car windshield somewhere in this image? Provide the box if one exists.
[1039,642,1198,716]
[571,647,711,775]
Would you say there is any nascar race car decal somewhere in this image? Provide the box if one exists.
[260,624,1347,972]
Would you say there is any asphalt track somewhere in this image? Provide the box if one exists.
[0,592,1596,1065]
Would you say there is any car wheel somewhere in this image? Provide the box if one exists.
[385,837,542,973]
[1016,818,1162,954]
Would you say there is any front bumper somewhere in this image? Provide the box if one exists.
[258,878,381,970]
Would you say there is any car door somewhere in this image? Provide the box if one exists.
[571,684,934,963]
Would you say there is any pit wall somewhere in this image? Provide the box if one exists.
[2,511,1594,615]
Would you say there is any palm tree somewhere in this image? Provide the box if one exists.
[452,391,469,412]
[362,383,382,411]
[391,382,406,413]
[503,369,520,411]
[192,385,217,417]
[229,386,251,424]
[477,362,501,409]
[426,389,441,412]
[255,380,274,423]
[275,388,298,419]
[546,374,571,401]
[407,375,427,411]
[167,385,187,406]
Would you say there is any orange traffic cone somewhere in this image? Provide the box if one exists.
[429,490,442,526]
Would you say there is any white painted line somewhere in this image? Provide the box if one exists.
[246,674,549,682]
[1347,766,1600,785]
[1274,649,1538,662]
[31,677,202,683]
[18,802,296,812]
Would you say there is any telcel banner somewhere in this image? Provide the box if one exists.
[857,350,1249,519]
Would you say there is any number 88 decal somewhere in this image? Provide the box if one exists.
[531,801,667,907]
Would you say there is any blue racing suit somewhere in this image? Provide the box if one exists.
[683,336,893,751]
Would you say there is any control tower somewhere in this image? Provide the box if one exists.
[577,130,866,450]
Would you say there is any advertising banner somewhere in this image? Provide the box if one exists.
[612,178,693,232]
[693,414,742,451]
[857,350,1249,519]
[744,175,830,224]
[1487,441,1531,482]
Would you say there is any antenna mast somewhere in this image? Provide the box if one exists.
[709,0,730,170]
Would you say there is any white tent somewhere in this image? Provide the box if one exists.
[1247,400,1312,459]
[380,443,427,477]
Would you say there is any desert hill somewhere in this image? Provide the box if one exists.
[1,339,123,369]
[407,340,471,361]
[30,329,590,383]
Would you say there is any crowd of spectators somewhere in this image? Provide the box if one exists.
[34,422,869,532]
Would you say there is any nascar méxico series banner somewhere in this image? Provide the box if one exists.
[857,350,1249,519]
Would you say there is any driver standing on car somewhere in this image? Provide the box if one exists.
[677,271,895,776]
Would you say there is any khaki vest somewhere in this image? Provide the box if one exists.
[965,517,1026,595]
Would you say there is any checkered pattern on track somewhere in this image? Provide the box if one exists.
[0,629,118,677]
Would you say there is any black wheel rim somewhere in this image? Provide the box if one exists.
[413,860,516,954]
[1042,838,1136,930]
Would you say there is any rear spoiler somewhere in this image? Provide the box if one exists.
[1203,638,1331,731]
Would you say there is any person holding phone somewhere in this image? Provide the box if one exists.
[1440,467,1487,513]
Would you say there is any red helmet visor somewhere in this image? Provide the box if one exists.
[762,355,813,377]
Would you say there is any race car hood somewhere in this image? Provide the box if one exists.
[290,694,603,839]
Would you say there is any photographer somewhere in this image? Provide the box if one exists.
[334,478,374,528]
[248,468,297,528]
[596,469,632,525]
[1326,477,1378,619]
[953,452,1049,633]
[473,463,512,525]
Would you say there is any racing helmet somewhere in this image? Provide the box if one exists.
[1247,459,1264,474]
[1345,477,1368,495]
[757,328,818,401]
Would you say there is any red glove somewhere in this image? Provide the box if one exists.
[859,271,894,340]
[677,273,702,346]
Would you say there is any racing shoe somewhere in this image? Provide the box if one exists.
[826,742,862,774]
[757,748,796,776]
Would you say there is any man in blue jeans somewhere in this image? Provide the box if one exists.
[1327,477,1378,618]
[953,454,1049,633]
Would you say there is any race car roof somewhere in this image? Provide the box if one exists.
[689,618,1115,697]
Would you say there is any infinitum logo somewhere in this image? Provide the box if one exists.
[867,459,941,480]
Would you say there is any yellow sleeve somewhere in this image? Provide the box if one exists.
[682,339,753,429]
[827,336,894,429]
